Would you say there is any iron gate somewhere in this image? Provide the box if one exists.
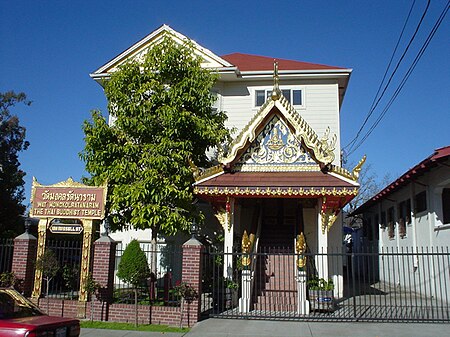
[201,246,450,322]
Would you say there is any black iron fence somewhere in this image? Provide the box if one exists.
[0,238,14,274]
[44,239,82,300]
[113,242,183,306]
[201,246,450,322]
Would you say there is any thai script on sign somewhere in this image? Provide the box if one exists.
[41,190,97,202]
[31,186,106,220]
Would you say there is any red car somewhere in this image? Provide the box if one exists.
[0,288,80,337]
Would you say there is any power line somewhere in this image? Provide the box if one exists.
[343,0,419,153]
[347,1,450,156]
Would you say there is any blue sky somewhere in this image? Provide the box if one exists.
[1,1,449,209]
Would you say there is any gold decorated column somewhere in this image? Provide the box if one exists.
[77,219,94,317]
[79,219,94,302]
[32,219,48,299]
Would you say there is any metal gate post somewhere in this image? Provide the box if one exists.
[297,270,310,315]
[239,269,252,313]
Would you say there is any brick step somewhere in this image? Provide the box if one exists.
[255,279,296,288]
[256,292,297,301]
[252,252,298,311]
[253,303,297,312]
[256,285,297,292]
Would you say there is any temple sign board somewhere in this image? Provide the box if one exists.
[29,177,107,318]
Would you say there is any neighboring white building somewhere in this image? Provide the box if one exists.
[352,145,450,302]
[91,25,363,302]
[353,145,450,248]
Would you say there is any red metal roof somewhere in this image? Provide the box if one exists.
[197,171,355,188]
[220,53,345,72]
[352,146,450,214]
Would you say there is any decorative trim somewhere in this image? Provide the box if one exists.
[194,186,358,197]
[296,232,307,269]
[219,95,336,167]
[78,219,94,302]
[320,210,338,234]
[214,208,227,231]
[193,165,224,182]
[352,155,367,180]
[234,163,320,172]
[31,219,48,299]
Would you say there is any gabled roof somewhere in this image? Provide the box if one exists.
[221,53,345,72]
[90,24,234,82]
[219,93,337,167]
[194,64,360,192]
[352,146,450,214]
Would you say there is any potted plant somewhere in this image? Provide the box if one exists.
[307,277,334,311]
[224,278,239,309]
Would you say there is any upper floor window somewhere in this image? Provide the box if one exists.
[415,191,427,213]
[255,88,303,107]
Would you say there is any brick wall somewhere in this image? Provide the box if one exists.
[20,236,204,328]
[89,303,181,326]
[92,237,116,303]
[37,298,182,326]
[181,238,204,327]
[37,298,79,317]
[12,234,37,296]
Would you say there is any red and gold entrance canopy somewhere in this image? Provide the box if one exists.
[194,171,358,199]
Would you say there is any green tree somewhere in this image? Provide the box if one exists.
[116,240,151,327]
[0,91,31,237]
[80,37,229,242]
[35,250,59,311]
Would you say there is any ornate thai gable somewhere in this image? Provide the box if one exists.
[219,94,337,169]
[91,25,233,80]
[234,114,319,172]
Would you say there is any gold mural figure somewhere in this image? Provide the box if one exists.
[296,232,307,269]
[241,230,255,267]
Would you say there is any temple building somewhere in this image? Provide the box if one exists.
[91,25,364,299]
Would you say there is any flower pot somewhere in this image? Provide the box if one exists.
[308,289,334,312]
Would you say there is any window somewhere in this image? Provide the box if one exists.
[415,191,427,213]
[406,199,412,224]
[211,91,221,112]
[442,188,450,224]
[398,199,410,239]
[387,207,395,240]
[364,217,373,241]
[374,214,379,240]
[255,88,303,107]
[255,90,266,107]
[380,211,386,229]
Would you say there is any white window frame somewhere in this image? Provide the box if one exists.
[253,86,305,109]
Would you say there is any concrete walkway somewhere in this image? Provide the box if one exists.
[81,318,449,337]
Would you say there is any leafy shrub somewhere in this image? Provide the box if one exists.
[307,277,334,291]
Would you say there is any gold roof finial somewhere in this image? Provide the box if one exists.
[352,154,367,180]
[271,61,281,101]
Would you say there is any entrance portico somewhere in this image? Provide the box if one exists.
[193,64,364,310]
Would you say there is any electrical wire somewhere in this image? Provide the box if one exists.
[347,1,450,156]
[343,0,418,153]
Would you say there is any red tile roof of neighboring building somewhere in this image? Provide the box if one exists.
[220,53,345,72]
[352,146,450,214]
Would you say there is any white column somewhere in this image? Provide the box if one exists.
[239,269,252,312]
[223,198,235,279]
[297,270,310,315]
[316,201,328,280]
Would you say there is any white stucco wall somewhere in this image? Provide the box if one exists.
[361,161,450,303]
